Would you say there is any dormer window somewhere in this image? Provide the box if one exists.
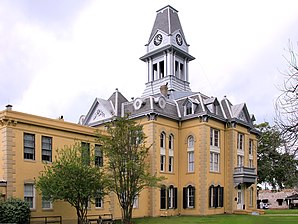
[186,101,193,115]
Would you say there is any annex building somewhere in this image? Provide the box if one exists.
[0,5,259,223]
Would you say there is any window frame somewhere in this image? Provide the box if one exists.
[24,183,35,209]
[187,136,195,172]
[133,195,139,209]
[168,156,174,173]
[24,133,35,160]
[160,132,166,148]
[81,142,90,165]
[237,155,244,167]
[94,144,103,167]
[209,185,224,208]
[210,128,220,148]
[160,186,167,209]
[95,197,103,209]
[188,151,194,172]
[183,185,195,209]
[249,139,253,155]
[237,133,244,150]
[42,136,52,162]
[160,155,166,172]
[210,152,220,172]
[42,195,52,210]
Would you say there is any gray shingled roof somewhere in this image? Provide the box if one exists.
[148,5,187,45]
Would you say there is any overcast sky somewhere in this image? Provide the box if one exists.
[1,0,298,124]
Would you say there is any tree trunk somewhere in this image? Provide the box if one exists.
[121,204,133,224]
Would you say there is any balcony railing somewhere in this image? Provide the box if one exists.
[233,166,257,186]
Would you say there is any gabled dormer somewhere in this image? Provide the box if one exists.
[80,89,128,127]
[204,97,224,117]
[182,98,198,116]
[231,103,252,124]
[140,5,195,97]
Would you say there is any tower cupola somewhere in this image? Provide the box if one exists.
[140,5,195,97]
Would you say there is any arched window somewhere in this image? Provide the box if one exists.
[183,185,195,209]
[188,135,194,148]
[169,134,174,150]
[187,136,194,172]
[160,132,166,148]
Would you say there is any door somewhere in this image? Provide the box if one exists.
[237,189,244,210]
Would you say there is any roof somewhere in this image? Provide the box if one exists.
[148,5,187,45]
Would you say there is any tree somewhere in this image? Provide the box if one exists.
[257,122,298,189]
[97,116,163,224]
[275,42,298,155]
[35,143,106,224]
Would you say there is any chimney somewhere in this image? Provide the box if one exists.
[5,104,12,111]
[160,83,168,97]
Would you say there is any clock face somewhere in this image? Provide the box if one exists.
[154,34,163,46]
[176,34,183,46]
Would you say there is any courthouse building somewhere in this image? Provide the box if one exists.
[0,5,259,223]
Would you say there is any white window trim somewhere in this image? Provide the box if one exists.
[169,156,174,173]
[210,128,220,149]
[133,195,139,209]
[237,155,244,167]
[188,151,194,172]
[160,155,166,172]
[42,196,53,210]
[95,197,103,209]
[24,183,35,210]
[187,187,195,208]
[237,133,244,151]
[210,152,220,172]
[168,187,174,209]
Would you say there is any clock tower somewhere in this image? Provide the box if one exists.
[140,5,195,97]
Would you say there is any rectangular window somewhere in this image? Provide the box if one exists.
[160,155,165,172]
[24,184,35,209]
[24,133,35,160]
[160,187,166,209]
[42,195,52,209]
[81,142,90,165]
[95,197,103,208]
[209,186,224,208]
[237,133,244,150]
[168,187,173,209]
[249,139,253,155]
[277,199,283,206]
[95,144,103,167]
[188,187,195,208]
[42,136,52,162]
[183,186,195,209]
[249,188,253,207]
[188,151,194,172]
[133,195,139,209]
[169,156,174,172]
[210,152,219,172]
[249,159,253,168]
[210,128,219,147]
[237,155,244,167]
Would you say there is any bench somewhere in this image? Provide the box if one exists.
[30,216,62,224]
[87,214,115,224]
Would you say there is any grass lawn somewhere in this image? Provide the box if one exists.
[114,210,298,224]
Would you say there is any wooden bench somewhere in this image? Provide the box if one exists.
[30,216,62,224]
[87,214,115,224]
